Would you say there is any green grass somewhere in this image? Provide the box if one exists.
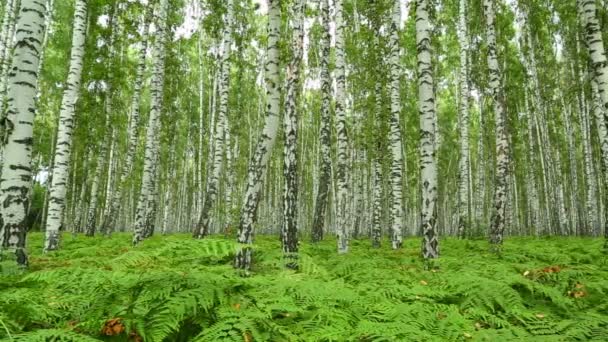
[1,233,607,341]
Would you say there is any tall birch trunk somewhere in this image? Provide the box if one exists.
[133,0,168,245]
[0,0,18,133]
[43,0,87,251]
[388,0,404,249]
[235,0,281,270]
[484,0,509,249]
[371,82,383,248]
[194,0,233,239]
[311,0,331,243]
[578,0,608,246]
[416,0,439,259]
[0,0,46,267]
[281,0,304,269]
[457,0,471,237]
[334,0,350,254]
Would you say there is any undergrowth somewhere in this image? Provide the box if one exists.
[1,233,607,341]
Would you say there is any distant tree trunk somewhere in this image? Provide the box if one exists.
[371,82,383,249]
[103,8,151,235]
[334,0,350,254]
[484,0,509,249]
[194,0,233,239]
[416,0,439,260]
[457,0,471,238]
[44,0,87,251]
[281,0,304,269]
[0,0,47,267]
[133,0,168,245]
[235,0,281,271]
[311,0,331,243]
[388,0,404,249]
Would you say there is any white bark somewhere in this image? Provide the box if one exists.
[235,0,281,270]
[133,0,168,245]
[44,0,87,251]
[0,0,18,121]
[194,0,233,239]
[389,0,403,249]
[335,0,350,254]
[484,0,509,248]
[416,0,439,259]
[0,0,47,267]
[456,0,471,237]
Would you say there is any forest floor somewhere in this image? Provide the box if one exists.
[0,233,607,341]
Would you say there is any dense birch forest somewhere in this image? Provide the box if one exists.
[1,0,608,340]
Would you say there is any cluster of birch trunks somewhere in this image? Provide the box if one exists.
[0,0,607,269]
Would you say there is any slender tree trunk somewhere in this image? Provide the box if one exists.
[416,0,439,260]
[133,0,168,245]
[44,0,87,251]
[334,0,350,254]
[371,82,383,249]
[484,0,509,249]
[194,0,233,239]
[281,0,304,269]
[311,0,331,243]
[235,0,281,271]
[0,0,46,266]
[457,0,471,238]
[103,8,151,235]
[0,0,18,132]
[389,0,404,249]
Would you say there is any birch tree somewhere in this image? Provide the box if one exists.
[457,0,471,237]
[388,0,404,249]
[311,0,331,243]
[235,0,281,270]
[44,0,87,251]
[133,0,168,245]
[578,0,608,247]
[335,0,350,254]
[0,0,47,267]
[194,0,233,239]
[103,7,152,235]
[484,0,510,249]
[282,0,304,269]
[416,0,439,260]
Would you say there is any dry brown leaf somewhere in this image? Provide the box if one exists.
[463,332,473,339]
[420,280,428,286]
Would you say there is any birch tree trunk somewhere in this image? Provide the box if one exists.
[0,0,18,129]
[457,0,471,237]
[416,0,439,260]
[0,0,46,267]
[235,0,281,270]
[388,0,404,249]
[103,8,151,235]
[281,0,304,269]
[372,82,383,249]
[133,0,168,245]
[334,0,350,254]
[194,0,233,239]
[311,0,331,243]
[484,0,509,249]
[43,0,87,251]
[578,0,608,246]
